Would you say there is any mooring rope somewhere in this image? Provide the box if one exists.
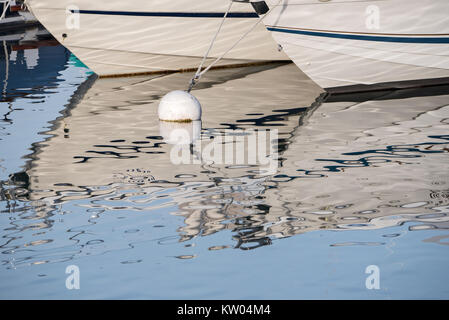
[187,0,282,93]
[187,0,234,93]
[2,40,9,97]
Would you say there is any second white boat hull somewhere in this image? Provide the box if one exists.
[262,0,449,88]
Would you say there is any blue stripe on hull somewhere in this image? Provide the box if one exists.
[72,10,259,18]
[267,27,449,44]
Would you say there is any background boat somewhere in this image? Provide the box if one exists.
[1,0,39,30]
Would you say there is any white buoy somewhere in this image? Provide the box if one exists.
[158,90,202,122]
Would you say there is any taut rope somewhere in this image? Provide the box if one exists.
[187,0,281,93]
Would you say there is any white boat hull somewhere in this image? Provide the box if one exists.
[262,0,449,88]
[25,0,289,77]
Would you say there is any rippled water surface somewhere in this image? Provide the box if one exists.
[1,40,448,299]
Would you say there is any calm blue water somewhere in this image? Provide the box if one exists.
[0,37,448,299]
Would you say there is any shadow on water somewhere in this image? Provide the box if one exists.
[0,41,448,275]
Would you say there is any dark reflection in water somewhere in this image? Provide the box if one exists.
[0,38,449,299]
[293,135,449,178]
[1,26,67,102]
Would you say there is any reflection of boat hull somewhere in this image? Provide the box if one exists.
[18,64,323,244]
[3,59,449,252]
[264,99,449,241]
[16,62,449,247]
[26,0,289,77]
[25,63,321,200]
[261,0,449,88]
